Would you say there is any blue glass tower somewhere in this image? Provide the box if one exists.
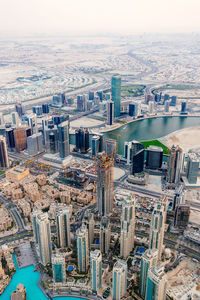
[111,76,121,118]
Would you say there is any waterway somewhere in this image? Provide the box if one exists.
[1,255,86,300]
[103,116,200,155]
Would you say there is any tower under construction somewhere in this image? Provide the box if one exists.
[96,152,114,216]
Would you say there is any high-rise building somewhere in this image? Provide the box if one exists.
[167,145,184,184]
[0,113,4,126]
[52,114,69,126]
[186,153,199,184]
[129,102,139,117]
[37,212,52,265]
[97,152,113,216]
[53,94,65,106]
[120,193,136,258]
[58,120,70,158]
[91,135,100,156]
[6,128,15,150]
[77,95,87,111]
[76,224,89,273]
[90,250,102,292]
[124,141,133,165]
[170,96,176,106]
[146,146,163,170]
[105,138,116,156]
[163,94,170,102]
[139,249,158,299]
[88,212,95,248]
[14,128,27,152]
[0,136,9,168]
[149,203,166,260]
[100,216,111,254]
[75,128,89,153]
[89,91,95,100]
[31,209,41,244]
[112,260,127,300]
[27,133,43,156]
[11,112,20,126]
[111,76,121,118]
[132,149,145,175]
[25,113,37,134]
[172,185,185,211]
[44,123,59,154]
[174,204,190,229]
[97,91,103,101]
[52,253,66,283]
[128,141,145,174]
[15,102,24,117]
[145,266,167,300]
[149,101,155,114]
[56,207,71,248]
[32,105,43,116]
[42,104,49,114]
[164,100,170,113]
[107,100,114,125]
[181,101,187,114]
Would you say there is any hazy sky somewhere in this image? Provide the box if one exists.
[1,0,200,35]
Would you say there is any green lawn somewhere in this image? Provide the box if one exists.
[140,139,170,155]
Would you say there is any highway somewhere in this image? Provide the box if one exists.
[0,193,25,232]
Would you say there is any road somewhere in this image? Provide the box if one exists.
[0,193,25,232]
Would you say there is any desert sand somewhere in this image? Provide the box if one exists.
[159,126,200,153]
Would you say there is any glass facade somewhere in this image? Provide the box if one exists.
[111,76,121,118]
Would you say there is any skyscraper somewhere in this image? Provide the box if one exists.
[139,249,158,299]
[105,138,116,156]
[145,266,167,300]
[174,204,190,229]
[107,100,114,125]
[52,253,66,283]
[0,136,9,168]
[36,212,52,265]
[186,153,199,184]
[31,209,41,244]
[56,207,71,248]
[27,133,43,156]
[90,250,102,293]
[164,100,170,113]
[111,76,121,118]
[14,128,27,152]
[15,102,24,117]
[149,203,166,260]
[97,152,114,216]
[26,113,37,134]
[146,146,163,170]
[76,224,89,273]
[11,112,20,126]
[88,212,95,248]
[75,128,89,153]
[167,145,184,184]
[120,193,136,258]
[181,101,187,114]
[100,216,111,254]
[91,135,100,156]
[112,260,127,300]
[0,113,4,126]
[58,120,70,158]
[6,128,15,150]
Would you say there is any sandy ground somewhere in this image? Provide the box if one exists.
[159,126,200,153]
[113,167,125,181]
[70,116,104,128]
